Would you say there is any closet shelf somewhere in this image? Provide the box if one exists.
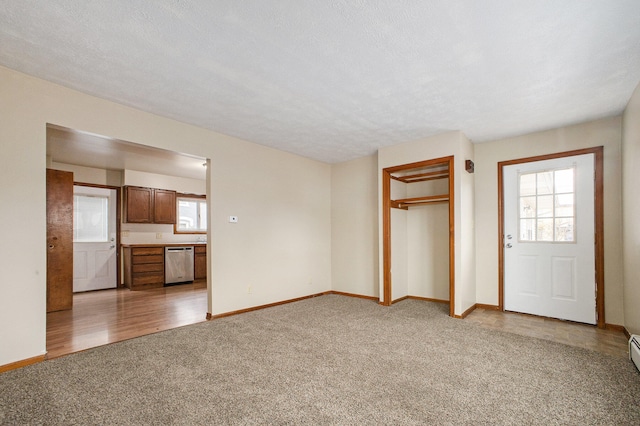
[391,169,449,183]
[391,194,449,209]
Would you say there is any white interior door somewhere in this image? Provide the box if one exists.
[504,154,595,324]
[73,186,117,292]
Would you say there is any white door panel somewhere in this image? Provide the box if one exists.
[504,154,595,324]
[73,186,117,292]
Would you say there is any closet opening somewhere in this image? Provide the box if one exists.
[382,156,455,317]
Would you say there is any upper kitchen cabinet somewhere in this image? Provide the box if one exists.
[124,186,176,224]
[153,189,176,224]
[124,186,152,223]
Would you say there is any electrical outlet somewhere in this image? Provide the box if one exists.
[122,230,129,237]
[156,233,162,239]
[247,285,252,294]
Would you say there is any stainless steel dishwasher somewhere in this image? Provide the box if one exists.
[164,246,195,285]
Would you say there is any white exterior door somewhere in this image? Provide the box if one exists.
[504,154,595,324]
[73,186,117,292]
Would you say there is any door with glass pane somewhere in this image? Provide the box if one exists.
[503,154,595,324]
[73,186,117,292]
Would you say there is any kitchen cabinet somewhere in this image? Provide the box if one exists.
[123,244,206,290]
[123,246,165,290]
[123,186,176,224]
[153,189,177,224]
[194,245,207,280]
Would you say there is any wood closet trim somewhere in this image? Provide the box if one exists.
[382,155,455,318]
[497,146,604,328]
[74,182,123,288]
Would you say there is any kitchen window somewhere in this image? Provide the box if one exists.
[175,194,207,234]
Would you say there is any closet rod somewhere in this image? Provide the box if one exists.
[390,194,450,209]
[399,199,449,208]
[393,194,449,204]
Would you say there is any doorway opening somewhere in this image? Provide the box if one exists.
[498,147,604,327]
[382,155,455,316]
[46,124,210,358]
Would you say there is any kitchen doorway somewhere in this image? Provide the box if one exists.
[46,124,210,357]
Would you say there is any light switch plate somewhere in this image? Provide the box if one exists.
[229,216,238,223]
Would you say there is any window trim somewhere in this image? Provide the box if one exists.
[174,193,207,235]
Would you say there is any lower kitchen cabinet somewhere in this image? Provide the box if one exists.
[123,246,165,290]
[194,245,207,280]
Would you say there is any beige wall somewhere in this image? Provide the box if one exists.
[330,155,379,297]
[407,204,450,300]
[0,65,331,366]
[406,174,450,301]
[458,134,476,312]
[474,116,624,325]
[209,138,331,313]
[622,82,640,334]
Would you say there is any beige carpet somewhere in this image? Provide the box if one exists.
[1,294,639,425]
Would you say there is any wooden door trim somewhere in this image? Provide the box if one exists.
[448,156,455,317]
[382,155,455,317]
[75,182,123,288]
[382,169,391,306]
[497,147,604,328]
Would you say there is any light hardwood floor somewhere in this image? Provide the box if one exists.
[46,281,207,359]
[47,289,629,360]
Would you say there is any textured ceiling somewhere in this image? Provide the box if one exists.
[2,1,640,163]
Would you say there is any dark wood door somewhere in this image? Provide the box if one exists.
[124,186,153,223]
[46,169,74,312]
[153,189,176,224]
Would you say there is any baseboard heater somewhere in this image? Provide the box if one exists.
[630,335,640,372]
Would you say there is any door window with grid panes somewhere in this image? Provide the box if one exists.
[518,167,575,243]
